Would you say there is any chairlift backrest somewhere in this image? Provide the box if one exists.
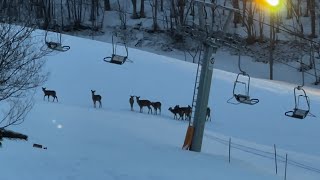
[293,86,310,111]
[233,72,250,96]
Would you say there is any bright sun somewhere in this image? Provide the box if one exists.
[266,0,279,6]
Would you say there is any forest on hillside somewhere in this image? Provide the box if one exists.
[0,0,318,39]
[0,0,319,71]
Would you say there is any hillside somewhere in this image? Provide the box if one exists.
[1,31,320,180]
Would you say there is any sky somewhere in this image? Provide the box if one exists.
[0,30,320,180]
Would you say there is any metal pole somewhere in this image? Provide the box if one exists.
[269,11,274,80]
[190,44,214,152]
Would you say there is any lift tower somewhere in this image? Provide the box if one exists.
[188,1,235,152]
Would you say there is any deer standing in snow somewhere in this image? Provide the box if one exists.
[151,101,161,115]
[91,90,102,108]
[206,107,211,121]
[129,95,135,111]
[135,96,152,114]
[42,87,58,102]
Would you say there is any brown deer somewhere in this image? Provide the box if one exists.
[176,105,192,120]
[129,95,134,111]
[206,107,211,121]
[135,96,152,114]
[168,106,183,119]
[91,90,102,108]
[151,101,161,115]
[42,87,58,102]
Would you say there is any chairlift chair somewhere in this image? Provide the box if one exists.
[45,30,70,52]
[285,86,310,119]
[227,52,259,105]
[103,35,129,65]
[228,72,259,105]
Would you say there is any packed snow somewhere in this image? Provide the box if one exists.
[1,32,320,180]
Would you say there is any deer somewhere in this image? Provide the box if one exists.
[176,105,192,120]
[168,107,178,119]
[91,90,102,108]
[135,96,152,114]
[206,107,211,121]
[129,95,135,111]
[42,87,58,102]
[151,101,161,115]
[168,106,183,120]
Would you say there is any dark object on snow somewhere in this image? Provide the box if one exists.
[33,143,42,148]
[33,143,47,149]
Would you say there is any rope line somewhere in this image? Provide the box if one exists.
[204,133,320,174]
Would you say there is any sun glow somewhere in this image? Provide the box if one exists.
[266,0,279,6]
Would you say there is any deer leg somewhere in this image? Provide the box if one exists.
[148,106,152,114]
[99,101,102,108]
[47,96,50,101]
[94,101,96,108]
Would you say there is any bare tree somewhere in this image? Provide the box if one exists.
[117,0,127,29]
[242,0,247,26]
[232,0,240,28]
[0,22,49,146]
[243,0,256,44]
[304,0,310,17]
[104,0,111,11]
[140,0,146,18]
[309,0,316,38]
[258,7,265,42]
[286,0,293,19]
[66,0,85,29]
[131,0,139,19]
[177,0,185,25]
[149,0,159,31]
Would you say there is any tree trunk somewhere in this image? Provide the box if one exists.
[232,0,240,28]
[140,0,145,18]
[286,0,292,19]
[152,0,158,31]
[258,8,264,42]
[131,0,138,19]
[304,0,310,17]
[310,0,316,38]
[178,0,185,25]
[104,0,110,11]
[242,0,246,26]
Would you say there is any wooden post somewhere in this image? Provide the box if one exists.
[274,144,278,174]
[284,153,288,180]
[229,138,231,163]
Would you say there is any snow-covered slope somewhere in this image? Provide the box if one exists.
[1,33,319,180]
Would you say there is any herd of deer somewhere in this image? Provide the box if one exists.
[129,95,211,121]
[129,95,162,115]
[42,87,211,121]
[168,105,211,121]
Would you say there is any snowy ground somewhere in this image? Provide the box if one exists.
[1,32,320,180]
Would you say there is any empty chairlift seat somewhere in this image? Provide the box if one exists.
[285,86,311,119]
[103,34,129,65]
